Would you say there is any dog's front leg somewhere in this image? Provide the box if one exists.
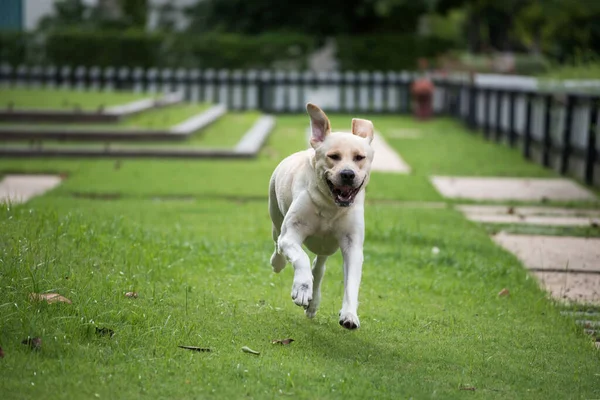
[339,232,364,329]
[278,224,313,307]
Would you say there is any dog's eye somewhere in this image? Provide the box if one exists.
[328,154,341,161]
[354,155,366,161]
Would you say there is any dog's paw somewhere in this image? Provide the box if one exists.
[270,252,287,273]
[304,292,321,318]
[339,311,360,330]
[291,279,312,307]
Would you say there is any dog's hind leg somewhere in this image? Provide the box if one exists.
[270,224,287,273]
[305,255,327,318]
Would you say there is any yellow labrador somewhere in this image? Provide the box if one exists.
[268,103,374,329]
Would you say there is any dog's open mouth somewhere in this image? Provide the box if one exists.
[326,178,364,207]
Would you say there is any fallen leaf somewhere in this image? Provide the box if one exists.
[21,337,42,350]
[0,346,4,358]
[498,288,510,297]
[272,338,294,345]
[95,327,115,338]
[507,206,515,215]
[124,291,138,298]
[241,346,260,355]
[29,292,72,304]
[178,346,212,352]
[460,386,476,391]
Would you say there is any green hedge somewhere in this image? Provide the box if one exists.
[0,31,42,66]
[45,30,164,68]
[336,35,454,71]
[168,33,316,69]
[1,31,453,71]
[0,30,317,69]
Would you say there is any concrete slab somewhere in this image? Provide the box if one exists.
[493,232,600,272]
[457,205,600,218]
[0,175,62,204]
[533,271,600,303]
[386,129,421,139]
[235,115,276,154]
[170,104,227,135]
[431,177,597,201]
[370,133,411,173]
[465,213,600,226]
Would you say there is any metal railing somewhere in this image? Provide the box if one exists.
[0,64,598,187]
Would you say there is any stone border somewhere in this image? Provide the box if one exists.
[0,174,63,204]
[0,104,226,141]
[0,91,184,123]
[235,115,275,153]
[0,114,275,159]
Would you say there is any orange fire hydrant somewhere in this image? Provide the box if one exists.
[411,78,435,120]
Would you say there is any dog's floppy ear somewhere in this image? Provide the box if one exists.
[307,103,331,148]
[351,118,374,143]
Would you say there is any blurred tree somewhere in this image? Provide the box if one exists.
[435,0,526,52]
[185,0,428,36]
[37,0,89,31]
[38,0,148,31]
[436,0,600,57]
[514,0,600,60]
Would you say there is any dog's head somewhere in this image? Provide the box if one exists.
[307,103,374,207]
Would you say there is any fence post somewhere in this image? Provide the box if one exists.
[542,94,552,167]
[468,82,477,130]
[483,89,491,138]
[495,91,503,142]
[584,98,598,185]
[560,95,575,175]
[508,91,516,147]
[523,93,533,159]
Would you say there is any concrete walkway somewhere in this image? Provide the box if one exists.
[494,232,600,304]
[458,205,600,226]
[370,133,411,173]
[0,175,62,204]
[431,177,597,201]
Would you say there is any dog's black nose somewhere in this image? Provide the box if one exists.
[340,169,355,183]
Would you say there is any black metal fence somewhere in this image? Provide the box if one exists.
[0,64,598,187]
[456,83,600,187]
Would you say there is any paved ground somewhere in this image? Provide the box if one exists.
[457,205,600,218]
[0,174,62,204]
[493,232,600,303]
[385,128,421,139]
[370,133,411,173]
[431,177,597,201]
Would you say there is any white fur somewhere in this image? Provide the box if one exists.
[268,103,374,329]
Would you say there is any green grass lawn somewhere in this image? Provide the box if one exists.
[0,88,154,110]
[0,115,599,399]
[367,116,556,178]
